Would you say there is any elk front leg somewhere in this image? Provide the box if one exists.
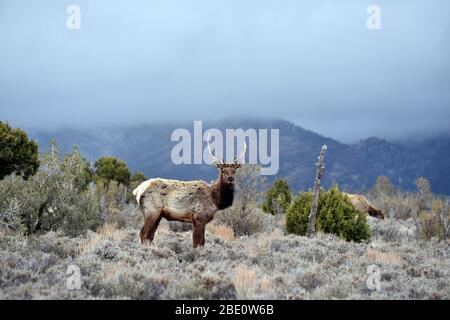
[192,221,206,247]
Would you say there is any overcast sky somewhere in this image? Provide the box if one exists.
[0,0,449,142]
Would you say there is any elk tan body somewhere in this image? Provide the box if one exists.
[133,135,245,247]
[344,193,384,219]
[135,178,217,222]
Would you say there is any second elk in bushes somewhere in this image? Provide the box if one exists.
[286,185,371,242]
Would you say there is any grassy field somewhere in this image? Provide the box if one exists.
[0,214,448,300]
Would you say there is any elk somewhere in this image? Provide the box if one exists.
[343,193,385,219]
[133,134,246,247]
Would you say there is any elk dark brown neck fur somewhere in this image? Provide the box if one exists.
[211,173,235,210]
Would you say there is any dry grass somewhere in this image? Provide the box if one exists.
[232,265,274,298]
[206,224,235,241]
[259,277,272,294]
[102,261,127,280]
[233,264,258,298]
[366,248,402,265]
[77,223,123,255]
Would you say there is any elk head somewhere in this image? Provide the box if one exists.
[207,133,246,185]
[369,207,385,220]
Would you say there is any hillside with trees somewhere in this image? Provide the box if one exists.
[27,119,450,195]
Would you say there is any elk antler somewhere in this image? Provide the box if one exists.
[207,133,223,165]
[234,140,247,164]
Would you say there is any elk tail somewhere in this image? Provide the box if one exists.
[132,180,152,204]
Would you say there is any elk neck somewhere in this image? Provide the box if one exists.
[211,173,235,210]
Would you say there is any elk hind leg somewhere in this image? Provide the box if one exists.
[140,212,162,245]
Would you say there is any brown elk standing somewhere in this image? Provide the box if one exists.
[133,135,246,247]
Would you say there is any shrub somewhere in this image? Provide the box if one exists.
[0,192,26,234]
[415,177,433,212]
[261,178,292,215]
[216,165,266,236]
[0,142,100,236]
[367,216,417,243]
[286,186,371,242]
[94,157,131,186]
[367,176,414,220]
[95,180,129,228]
[368,176,449,240]
[218,205,264,237]
[0,122,39,180]
[417,198,450,240]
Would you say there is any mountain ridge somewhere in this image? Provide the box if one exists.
[27,119,450,195]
